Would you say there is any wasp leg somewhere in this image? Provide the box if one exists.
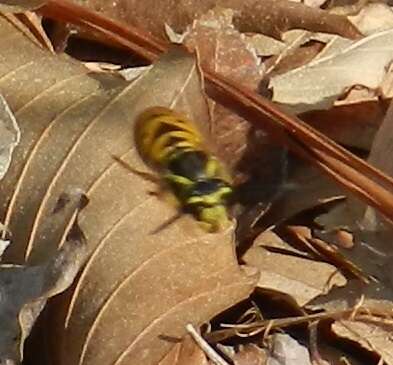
[150,212,183,234]
[111,155,160,184]
[112,154,165,198]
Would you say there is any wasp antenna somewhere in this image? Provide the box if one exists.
[111,154,160,184]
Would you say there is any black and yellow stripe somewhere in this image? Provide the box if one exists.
[135,107,232,232]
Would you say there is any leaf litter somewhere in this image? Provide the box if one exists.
[3,2,390,363]
[0,14,256,365]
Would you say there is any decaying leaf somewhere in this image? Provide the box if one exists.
[0,17,257,365]
[0,93,20,181]
[270,29,393,113]
[0,196,87,365]
[243,231,346,307]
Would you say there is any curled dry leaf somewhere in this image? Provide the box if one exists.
[0,93,20,181]
[0,197,87,365]
[0,17,257,365]
[270,29,393,113]
[242,231,346,307]
[332,319,393,365]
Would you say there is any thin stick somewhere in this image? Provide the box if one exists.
[186,324,230,365]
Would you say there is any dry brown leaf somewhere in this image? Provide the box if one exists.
[310,226,393,309]
[179,7,289,192]
[270,28,393,113]
[182,6,269,176]
[0,194,87,365]
[292,4,393,108]
[243,231,346,307]
[349,3,393,36]
[316,341,363,365]
[184,7,263,90]
[333,318,393,364]
[158,335,209,365]
[261,162,345,225]
[158,6,289,196]
[0,18,256,365]
[309,279,393,315]
[246,34,286,57]
[301,101,386,149]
